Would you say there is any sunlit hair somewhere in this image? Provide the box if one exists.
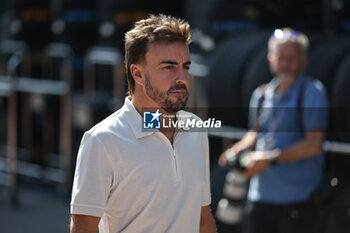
[124,14,191,96]
[268,28,309,56]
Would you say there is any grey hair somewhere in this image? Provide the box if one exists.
[268,28,309,56]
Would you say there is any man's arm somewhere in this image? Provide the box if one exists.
[244,130,325,177]
[200,205,217,233]
[70,214,100,233]
[219,130,257,166]
[271,130,324,162]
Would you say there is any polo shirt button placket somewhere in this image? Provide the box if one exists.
[160,132,182,183]
[173,149,180,181]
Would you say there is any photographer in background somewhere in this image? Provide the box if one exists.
[219,28,328,233]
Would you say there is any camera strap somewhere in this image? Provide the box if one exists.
[255,79,308,133]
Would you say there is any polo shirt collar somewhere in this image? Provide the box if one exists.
[123,97,189,138]
[269,74,307,101]
[123,97,154,139]
[175,111,192,132]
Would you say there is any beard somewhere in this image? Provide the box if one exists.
[277,72,298,86]
[145,73,189,113]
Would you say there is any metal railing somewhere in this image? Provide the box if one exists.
[0,41,74,204]
[208,125,350,155]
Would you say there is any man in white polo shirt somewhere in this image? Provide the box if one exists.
[70,14,216,233]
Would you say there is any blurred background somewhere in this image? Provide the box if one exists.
[0,0,350,232]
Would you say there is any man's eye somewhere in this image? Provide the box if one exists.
[164,66,174,70]
[184,66,190,70]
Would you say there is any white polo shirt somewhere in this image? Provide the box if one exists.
[70,97,211,233]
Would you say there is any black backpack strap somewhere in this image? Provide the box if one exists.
[297,79,310,132]
[255,84,267,132]
[255,80,309,133]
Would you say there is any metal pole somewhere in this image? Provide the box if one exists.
[7,75,18,206]
[59,57,73,196]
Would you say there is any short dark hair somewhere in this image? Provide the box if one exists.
[124,14,191,96]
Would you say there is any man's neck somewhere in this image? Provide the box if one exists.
[275,75,299,94]
[159,112,177,144]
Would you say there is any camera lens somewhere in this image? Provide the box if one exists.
[215,149,250,225]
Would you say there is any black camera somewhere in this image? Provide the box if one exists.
[215,149,251,225]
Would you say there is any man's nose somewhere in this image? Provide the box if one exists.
[175,68,188,84]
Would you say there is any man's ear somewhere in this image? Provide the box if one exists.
[267,54,273,65]
[267,54,277,74]
[130,64,144,86]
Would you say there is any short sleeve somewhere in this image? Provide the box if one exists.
[70,133,114,217]
[302,80,329,131]
[201,132,212,206]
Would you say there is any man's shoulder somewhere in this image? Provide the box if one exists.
[301,77,328,105]
[304,77,327,99]
[176,110,211,135]
[305,78,327,95]
[250,82,270,103]
[86,107,128,138]
[177,110,203,121]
